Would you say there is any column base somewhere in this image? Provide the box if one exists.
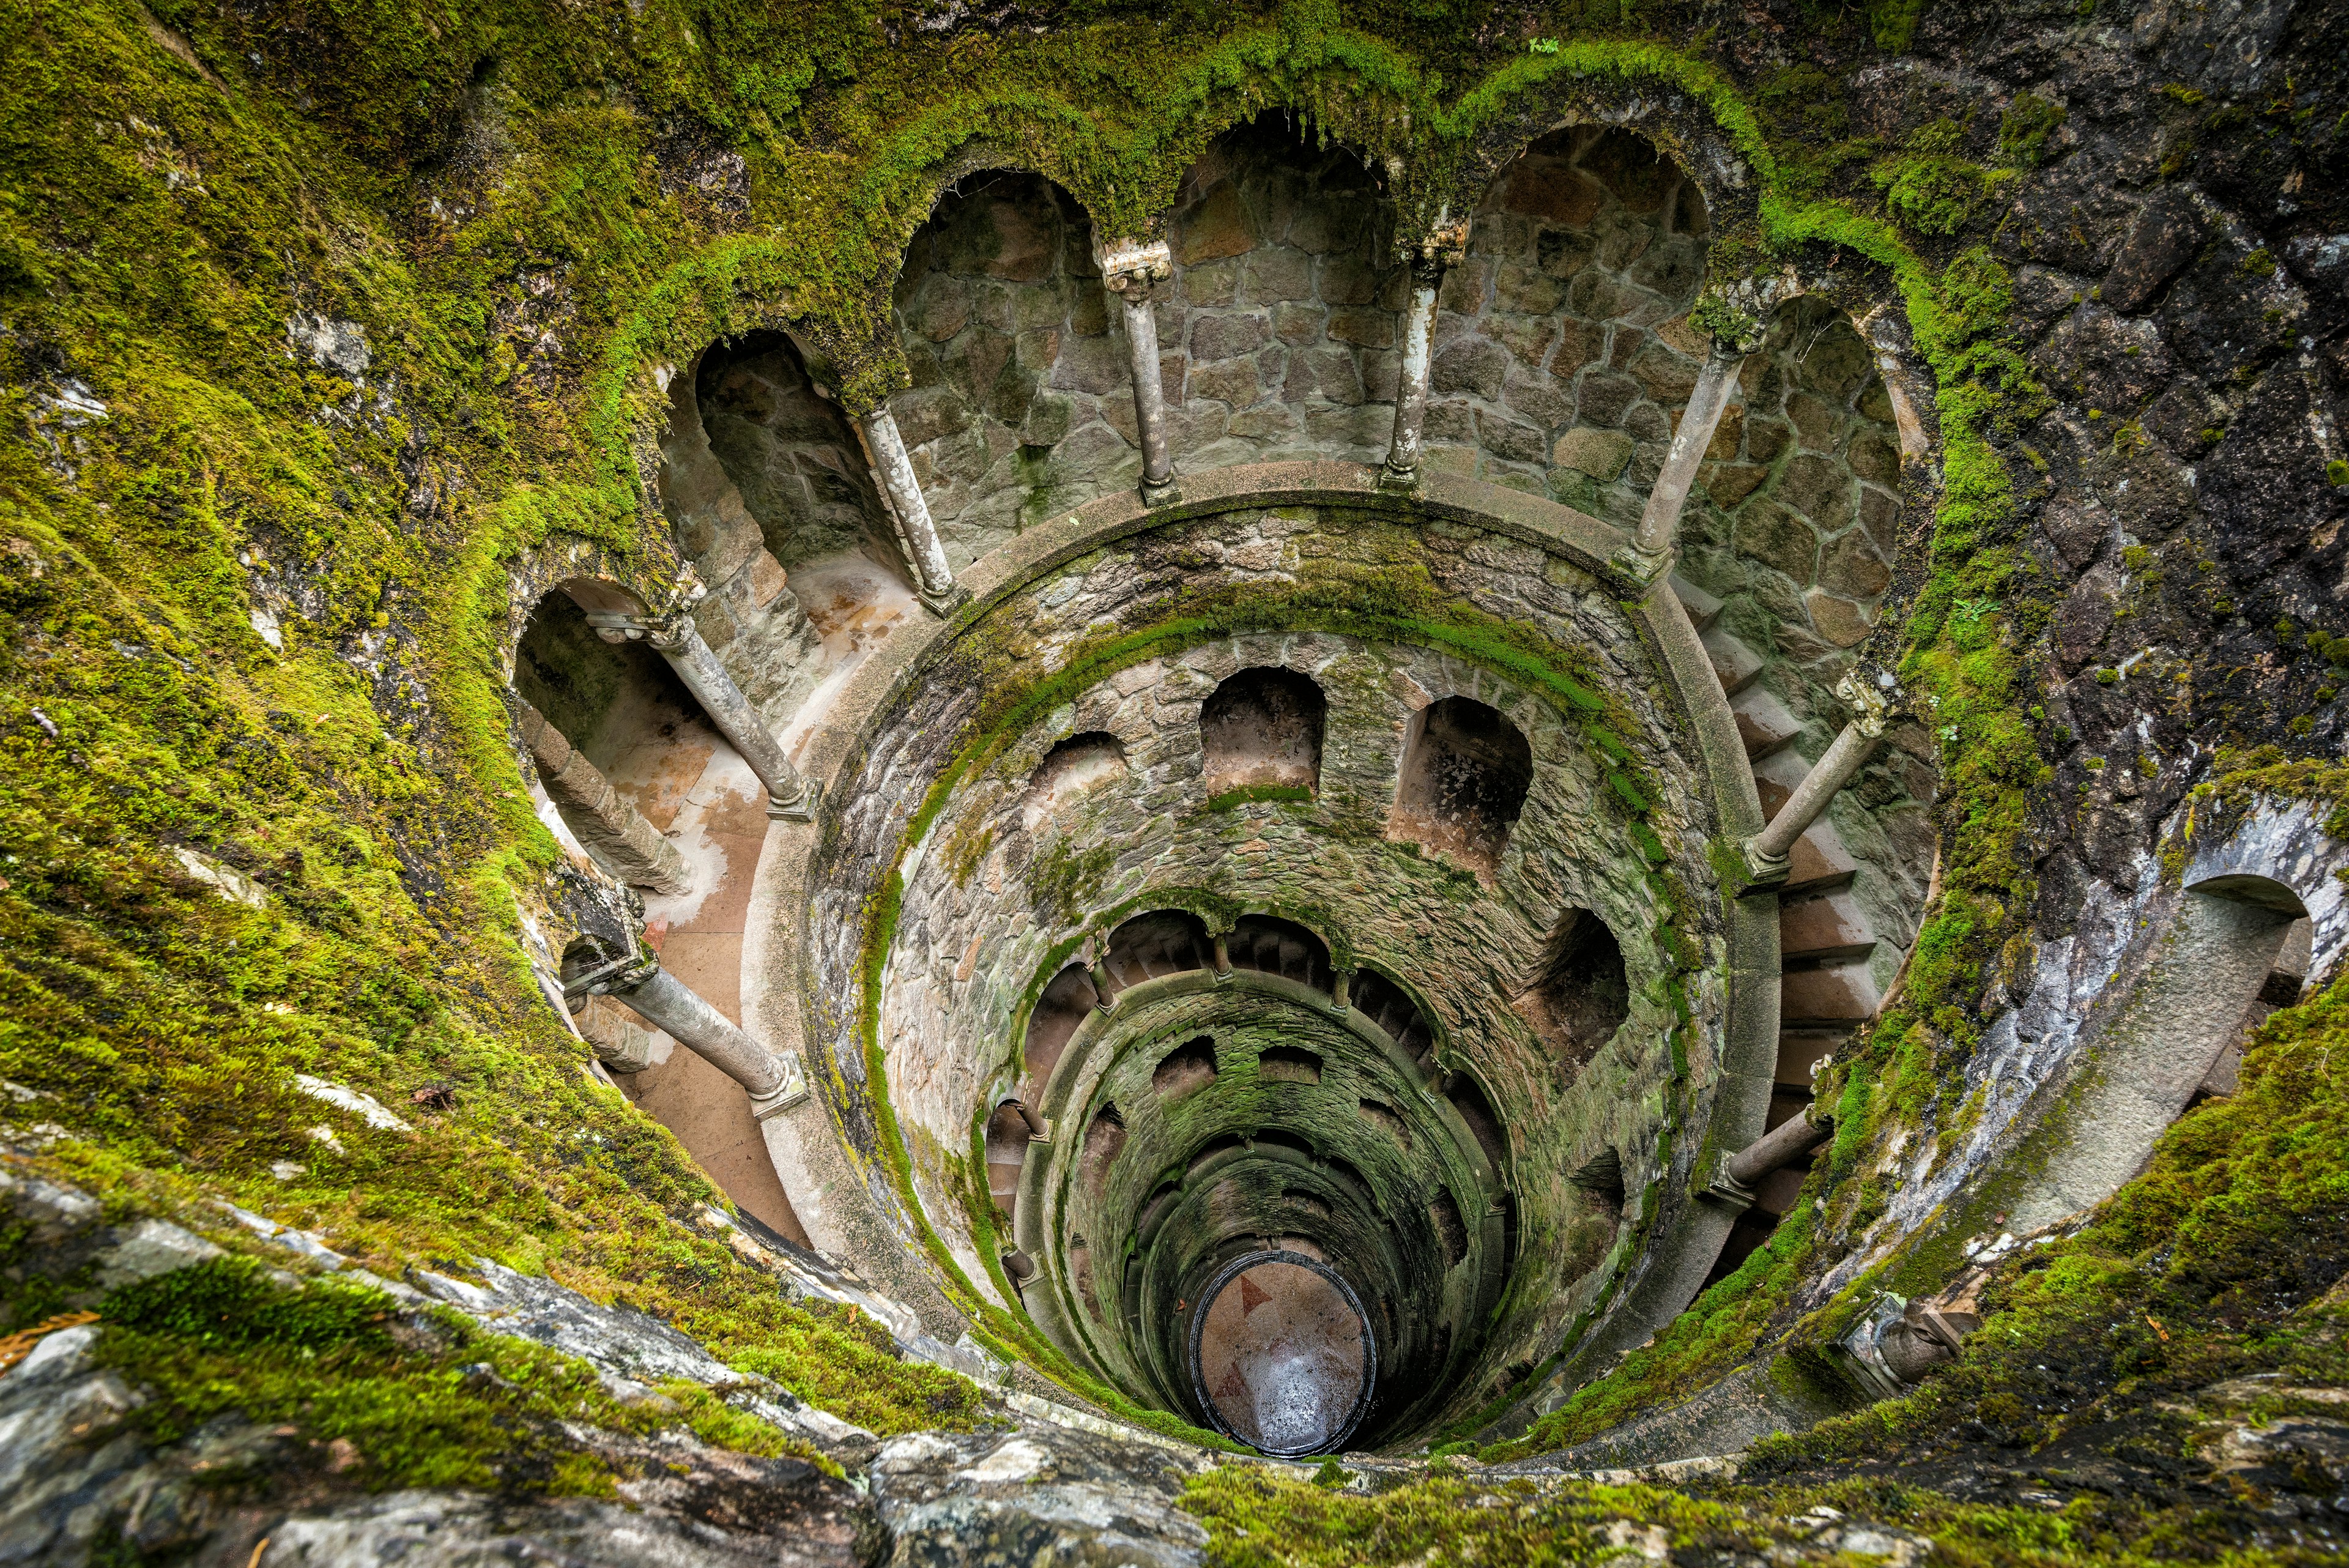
[1375,461,1420,493]
[766,780,821,822]
[1139,474,1182,508]
[1739,835,1791,886]
[1608,541,1676,593]
[1705,1169,1758,1212]
[749,1050,812,1120]
[916,580,970,618]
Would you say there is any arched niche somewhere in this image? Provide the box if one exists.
[689,332,893,573]
[513,585,674,765]
[1514,907,1631,1075]
[1023,962,1101,1099]
[1434,126,1711,516]
[1225,914,1333,995]
[1693,292,1906,669]
[1023,731,1130,830]
[1349,967,1436,1064]
[1200,666,1326,798]
[984,1100,1036,1219]
[889,170,1123,562]
[1154,1036,1219,1099]
[1102,909,1215,993]
[1389,695,1533,869]
[1161,114,1405,471]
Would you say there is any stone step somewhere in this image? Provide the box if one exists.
[1779,891,1877,965]
[1779,960,1883,1028]
[1775,1030,1841,1089]
[1730,686,1803,761]
[1700,626,1765,697]
[1669,573,1723,634]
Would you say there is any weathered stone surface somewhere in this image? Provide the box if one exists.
[871,1427,1209,1567]
[2102,185,2213,314]
[1553,426,1635,481]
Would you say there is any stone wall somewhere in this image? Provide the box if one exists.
[803,494,1752,1430]
[888,173,1135,566]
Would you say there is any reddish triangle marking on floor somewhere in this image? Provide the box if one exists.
[1238,1273,1271,1313]
[1215,1365,1250,1402]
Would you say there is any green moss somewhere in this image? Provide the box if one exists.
[1997,91,2068,167]
[1203,782,1313,812]
[96,1256,834,1490]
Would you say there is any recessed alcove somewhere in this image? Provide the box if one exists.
[1516,908,1633,1074]
[1200,666,1327,798]
[1024,731,1130,828]
[1390,695,1534,868]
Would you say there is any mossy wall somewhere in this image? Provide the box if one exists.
[4,0,2343,1506]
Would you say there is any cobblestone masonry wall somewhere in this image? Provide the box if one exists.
[867,130,1923,985]
[699,332,896,573]
[804,500,1734,1408]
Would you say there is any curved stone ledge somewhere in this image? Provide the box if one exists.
[749,461,1778,1442]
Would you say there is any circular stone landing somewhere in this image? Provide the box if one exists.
[1189,1251,1376,1455]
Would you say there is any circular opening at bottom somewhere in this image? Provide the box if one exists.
[1187,1249,1376,1455]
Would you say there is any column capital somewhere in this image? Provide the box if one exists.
[1834,668,1896,739]
[1690,269,1794,355]
[1399,217,1469,273]
[1096,237,1174,299]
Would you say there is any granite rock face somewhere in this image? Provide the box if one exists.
[871,1425,1211,1568]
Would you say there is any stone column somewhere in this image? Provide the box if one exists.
[1379,219,1469,491]
[616,967,808,1120]
[854,407,963,615]
[1724,1106,1835,1191]
[592,604,815,821]
[1329,970,1353,1014]
[1212,934,1233,980]
[568,951,806,1118]
[1098,238,1178,504]
[1743,672,1893,882]
[1617,341,1747,585]
[507,693,694,895]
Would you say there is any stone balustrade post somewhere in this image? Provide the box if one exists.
[590,603,816,821]
[507,693,694,894]
[1709,1104,1835,1204]
[1743,672,1893,882]
[854,407,963,615]
[573,957,807,1119]
[1616,341,1748,587]
[1098,237,1179,504]
[1379,218,1469,491]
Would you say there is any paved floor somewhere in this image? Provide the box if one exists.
[552,548,919,1248]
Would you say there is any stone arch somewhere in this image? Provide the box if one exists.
[1390,694,1534,869]
[888,166,1126,565]
[1515,907,1631,1076]
[984,1099,1038,1219]
[1101,909,1215,993]
[1225,913,1334,994]
[2005,871,2309,1235]
[1023,962,1102,1100]
[1159,112,1409,472]
[1199,666,1327,797]
[1425,124,1712,511]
